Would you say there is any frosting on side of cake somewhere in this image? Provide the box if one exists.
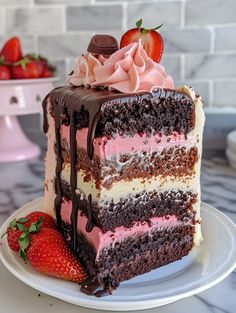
[176,85,205,244]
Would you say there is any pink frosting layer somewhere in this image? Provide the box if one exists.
[92,40,174,93]
[61,199,179,254]
[60,126,191,159]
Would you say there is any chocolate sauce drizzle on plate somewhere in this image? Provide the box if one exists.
[80,277,111,297]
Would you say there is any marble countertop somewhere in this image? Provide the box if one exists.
[0,150,235,313]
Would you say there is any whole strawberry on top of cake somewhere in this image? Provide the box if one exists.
[43,20,205,296]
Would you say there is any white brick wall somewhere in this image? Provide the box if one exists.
[0,0,236,108]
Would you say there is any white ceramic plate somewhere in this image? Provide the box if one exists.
[0,198,236,311]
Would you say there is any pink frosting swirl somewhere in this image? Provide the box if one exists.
[68,53,106,87]
[91,40,174,93]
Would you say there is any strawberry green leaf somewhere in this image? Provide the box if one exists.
[9,218,17,229]
[28,224,38,233]
[19,232,27,240]
[19,249,28,263]
[17,217,28,224]
[136,19,143,28]
[18,232,30,263]
[14,57,30,70]
[16,223,26,232]
[28,216,43,234]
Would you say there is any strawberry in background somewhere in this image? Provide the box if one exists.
[0,36,55,80]
[12,57,40,79]
[0,37,22,63]
[11,55,56,79]
[25,54,56,78]
[0,62,11,80]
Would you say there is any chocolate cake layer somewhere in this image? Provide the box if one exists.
[61,144,198,189]
[60,184,197,231]
[97,91,195,137]
[61,222,194,291]
[46,86,195,140]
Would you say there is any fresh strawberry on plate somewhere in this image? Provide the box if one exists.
[4,212,87,283]
[0,36,22,63]
[25,227,87,283]
[5,213,87,283]
[5,211,56,253]
[11,57,40,79]
[120,19,164,63]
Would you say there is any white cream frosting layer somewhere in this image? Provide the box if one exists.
[60,165,198,204]
[176,86,205,245]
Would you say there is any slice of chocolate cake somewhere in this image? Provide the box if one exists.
[42,31,205,296]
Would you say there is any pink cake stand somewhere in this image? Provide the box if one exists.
[0,77,59,163]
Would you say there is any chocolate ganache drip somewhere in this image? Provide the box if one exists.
[43,86,112,250]
[85,194,93,232]
[53,99,63,229]
[69,109,78,251]
[42,95,49,133]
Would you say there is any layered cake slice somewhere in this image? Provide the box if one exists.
[43,24,205,296]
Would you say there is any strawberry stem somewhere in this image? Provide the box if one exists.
[152,23,163,31]
[1,232,6,239]
[135,19,163,34]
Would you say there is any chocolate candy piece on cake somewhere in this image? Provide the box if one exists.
[87,35,118,57]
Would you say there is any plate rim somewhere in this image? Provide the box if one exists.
[0,197,236,311]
